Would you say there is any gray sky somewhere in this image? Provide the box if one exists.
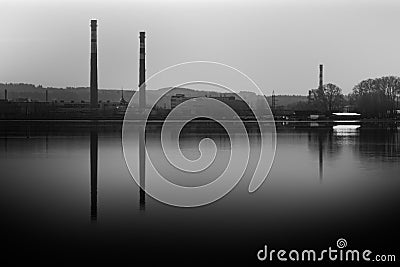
[1,0,399,95]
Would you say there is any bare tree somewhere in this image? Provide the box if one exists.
[352,76,400,117]
[309,83,344,112]
[323,83,344,112]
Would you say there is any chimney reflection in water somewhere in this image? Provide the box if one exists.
[90,127,98,221]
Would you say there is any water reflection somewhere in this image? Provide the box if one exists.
[357,125,400,162]
[333,124,360,137]
[139,128,146,211]
[307,128,332,181]
[90,126,98,221]
[318,131,324,181]
[1,121,400,264]
[308,124,361,181]
[89,122,147,216]
[2,126,7,156]
[305,123,400,179]
[0,121,399,217]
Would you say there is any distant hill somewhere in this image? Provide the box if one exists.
[0,83,307,108]
[0,83,135,103]
[266,95,308,107]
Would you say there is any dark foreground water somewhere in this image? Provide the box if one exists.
[0,121,399,265]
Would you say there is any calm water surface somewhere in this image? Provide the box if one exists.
[0,121,399,264]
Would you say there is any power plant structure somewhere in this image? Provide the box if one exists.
[138,31,146,210]
[3,23,367,121]
[90,20,98,110]
[139,32,146,110]
[271,90,276,112]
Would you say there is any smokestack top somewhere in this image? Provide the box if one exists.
[319,64,323,89]
[139,32,146,109]
[90,20,98,109]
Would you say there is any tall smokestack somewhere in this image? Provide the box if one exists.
[139,32,146,110]
[319,64,323,90]
[4,89,7,101]
[90,20,98,109]
[138,32,146,210]
[45,90,48,102]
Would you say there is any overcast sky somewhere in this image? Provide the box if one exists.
[1,0,400,95]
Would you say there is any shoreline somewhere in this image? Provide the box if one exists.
[0,119,399,123]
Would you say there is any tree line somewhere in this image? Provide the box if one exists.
[292,76,400,118]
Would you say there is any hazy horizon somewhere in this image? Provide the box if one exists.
[1,0,400,95]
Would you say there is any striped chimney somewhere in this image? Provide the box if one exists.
[139,32,146,110]
[319,64,323,90]
[90,20,98,109]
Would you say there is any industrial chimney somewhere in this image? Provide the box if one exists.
[90,20,98,109]
[319,64,323,90]
[138,32,147,209]
[139,32,146,110]
[4,89,7,101]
